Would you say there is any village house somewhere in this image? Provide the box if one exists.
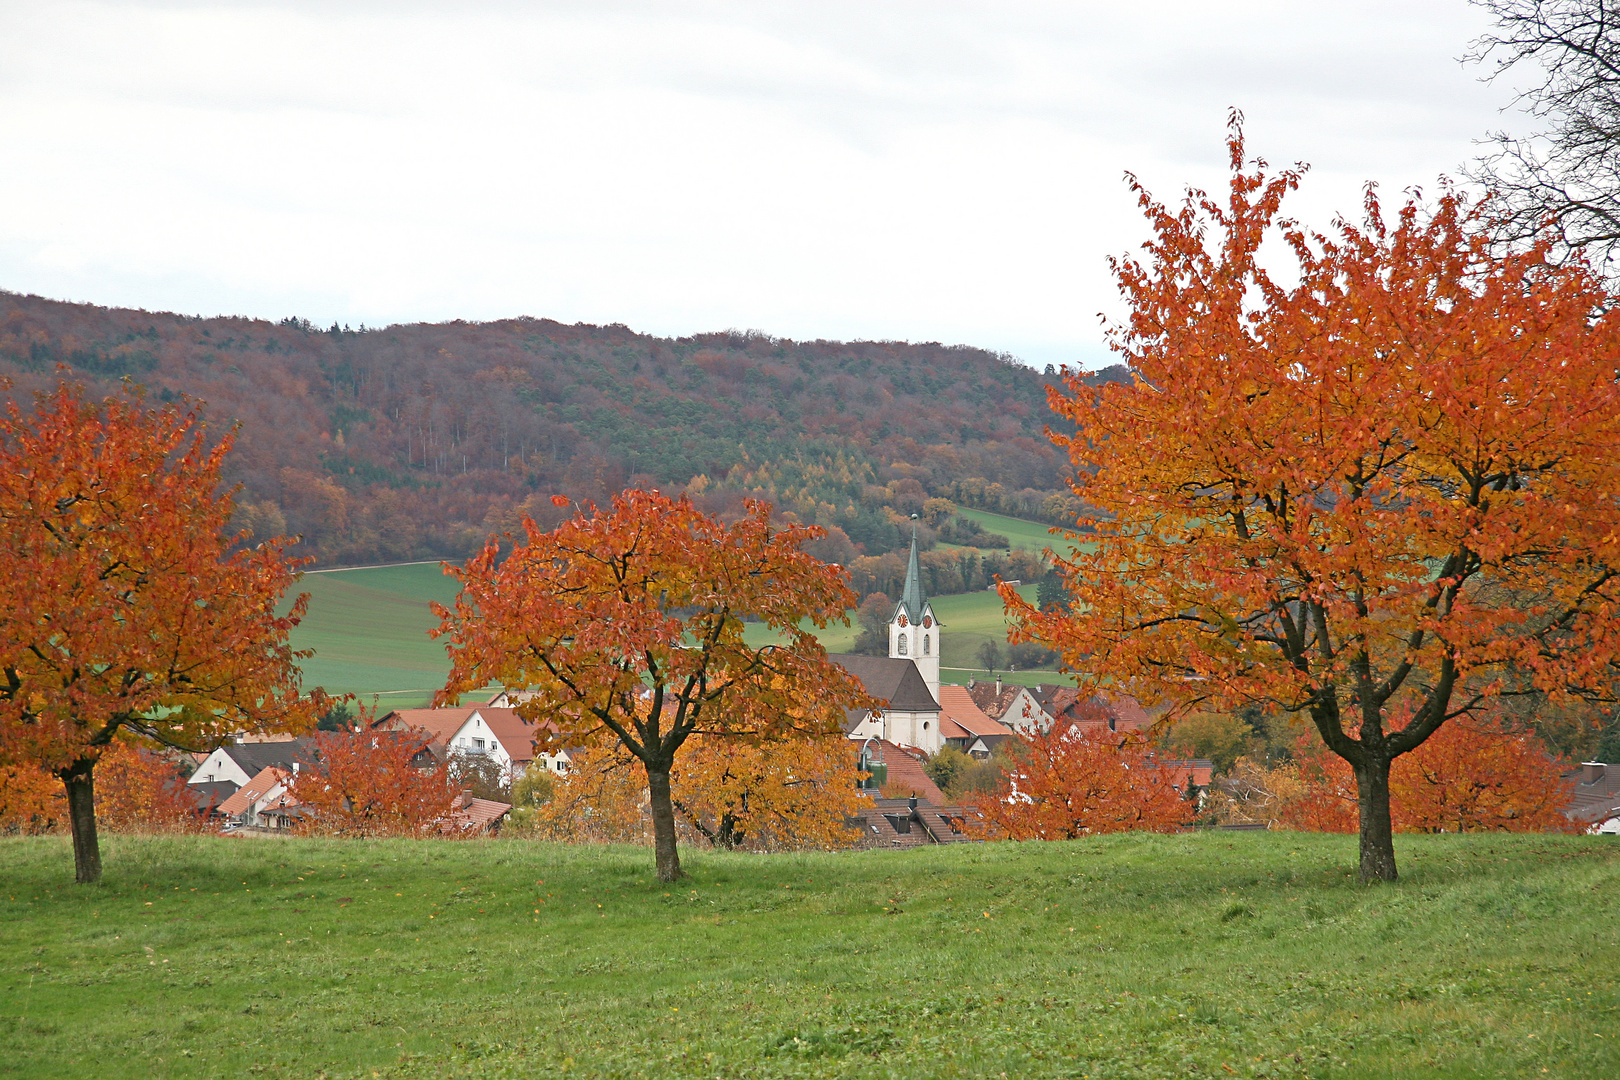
[215,765,298,829]
[937,685,1010,758]
[372,705,572,777]
[968,679,1053,734]
[188,738,312,789]
[1566,761,1620,834]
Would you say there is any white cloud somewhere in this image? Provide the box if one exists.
[0,0,1516,368]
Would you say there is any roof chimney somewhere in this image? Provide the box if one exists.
[995,676,1002,696]
[1583,762,1606,785]
[908,794,918,814]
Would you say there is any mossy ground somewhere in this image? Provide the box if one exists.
[3,831,1616,1078]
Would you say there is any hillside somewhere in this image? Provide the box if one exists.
[289,509,1072,707]
[0,291,1126,568]
[4,832,1616,1079]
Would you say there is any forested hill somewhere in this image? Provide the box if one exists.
[0,290,1126,567]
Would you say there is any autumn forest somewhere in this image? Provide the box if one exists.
[0,290,1117,577]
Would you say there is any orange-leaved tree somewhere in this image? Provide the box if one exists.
[669,730,864,851]
[292,726,458,837]
[94,740,214,834]
[0,761,65,835]
[435,490,876,881]
[1007,117,1620,880]
[1278,722,1576,835]
[527,731,864,851]
[0,381,321,882]
[977,708,1197,840]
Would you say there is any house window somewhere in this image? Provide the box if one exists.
[472,738,485,751]
[897,634,908,656]
[923,634,930,655]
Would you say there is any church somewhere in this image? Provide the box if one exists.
[833,531,947,755]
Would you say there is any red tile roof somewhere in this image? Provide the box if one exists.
[442,796,512,834]
[1153,758,1214,789]
[376,707,552,765]
[938,686,1009,739]
[865,740,945,804]
[216,766,290,817]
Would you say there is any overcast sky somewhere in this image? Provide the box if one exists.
[0,1,1526,369]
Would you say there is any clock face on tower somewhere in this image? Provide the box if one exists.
[897,614,908,627]
[922,615,932,628]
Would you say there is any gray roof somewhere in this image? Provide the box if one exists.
[830,655,940,712]
[221,739,314,775]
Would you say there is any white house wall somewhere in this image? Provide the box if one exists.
[188,749,254,788]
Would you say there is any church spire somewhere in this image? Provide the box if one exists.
[900,528,926,622]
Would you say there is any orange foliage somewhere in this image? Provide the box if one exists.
[529,731,863,851]
[0,762,64,835]
[976,725,1197,840]
[0,381,321,880]
[437,489,877,880]
[94,741,212,834]
[1278,722,1576,834]
[292,728,458,838]
[1007,117,1620,880]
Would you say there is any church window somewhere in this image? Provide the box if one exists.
[923,634,930,655]
[897,634,908,656]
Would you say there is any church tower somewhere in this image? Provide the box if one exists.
[889,531,942,704]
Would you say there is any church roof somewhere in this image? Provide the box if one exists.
[830,654,940,712]
[895,530,932,625]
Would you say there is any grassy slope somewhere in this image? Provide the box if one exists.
[285,563,494,710]
[950,507,1077,557]
[3,832,1617,1079]
[292,515,1077,704]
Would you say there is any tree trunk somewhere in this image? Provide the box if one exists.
[1354,756,1398,884]
[646,767,683,883]
[59,758,102,885]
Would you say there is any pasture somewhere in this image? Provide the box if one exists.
[287,513,1074,707]
[2,831,1616,1078]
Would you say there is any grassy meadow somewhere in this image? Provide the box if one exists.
[3,831,1617,1079]
[284,562,496,710]
[950,507,1080,558]
[287,510,1074,707]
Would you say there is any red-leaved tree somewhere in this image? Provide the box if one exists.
[436,490,876,882]
[292,727,458,837]
[1008,117,1620,881]
[977,719,1197,840]
[0,381,322,881]
[1280,721,1576,834]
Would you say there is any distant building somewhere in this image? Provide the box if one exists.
[189,739,313,789]
[372,706,573,777]
[1566,761,1620,834]
[833,532,946,755]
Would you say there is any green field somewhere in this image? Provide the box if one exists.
[3,832,1617,1079]
[283,562,494,710]
[289,519,1073,706]
[950,507,1080,558]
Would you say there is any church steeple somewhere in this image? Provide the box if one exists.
[888,527,941,711]
[899,529,926,623]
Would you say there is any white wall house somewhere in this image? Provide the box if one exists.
[444,708,573,777]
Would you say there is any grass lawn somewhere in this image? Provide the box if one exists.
[3,832,1616,1079]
